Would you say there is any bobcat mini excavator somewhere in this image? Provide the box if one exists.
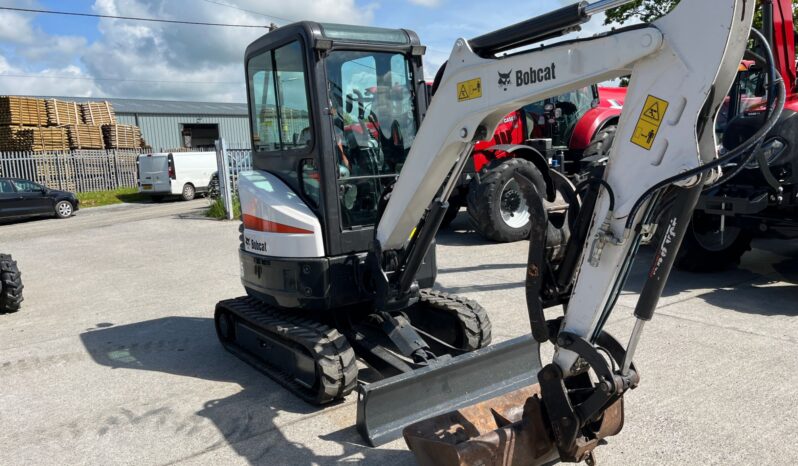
[215,0,771,462]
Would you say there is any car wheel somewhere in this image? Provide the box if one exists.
[54,200,74,218]
[181,183,196,201]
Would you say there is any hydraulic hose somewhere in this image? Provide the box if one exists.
[624,28,787,230]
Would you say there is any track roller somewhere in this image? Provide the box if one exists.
[215,296,358,405]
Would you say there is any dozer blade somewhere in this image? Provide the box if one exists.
[356,334,541,446]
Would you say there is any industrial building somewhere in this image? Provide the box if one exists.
[36,96,251,151]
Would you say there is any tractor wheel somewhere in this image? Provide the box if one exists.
[0,254,23,313]
[440,199,461,229]
[584,125,616,160]
[467,157,547,243]
[672,212,752,272]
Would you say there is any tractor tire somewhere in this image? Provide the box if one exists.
[467,157,547,243]
[405,289,492,353]
[440,200,461,229]
[584,125,616,160]
[672,212,752,272]
[180,183,196,201]
[0,254,23,313]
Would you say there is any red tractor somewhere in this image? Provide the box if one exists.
[673,0,798,271]
[441,84,626,242]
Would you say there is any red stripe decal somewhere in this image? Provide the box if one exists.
[242,214,313,234]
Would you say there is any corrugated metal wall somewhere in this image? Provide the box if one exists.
[116,113,251,151]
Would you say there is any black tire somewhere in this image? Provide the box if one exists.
[672,213,752,272]
[208,174,220,199]
[583,125,616,160]
[180,183,196,201]
[0,254,23,313]
[54,200,74,219]
[467,157,548,243]
[574,124,616,185]
[440,200,461,229]
[404,289,492,353]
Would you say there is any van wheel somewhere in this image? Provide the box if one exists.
[181,183,196,201]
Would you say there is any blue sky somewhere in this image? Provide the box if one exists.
[0,0,610,101]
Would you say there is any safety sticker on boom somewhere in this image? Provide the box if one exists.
[631,95,669,150]
[457,78,482,102]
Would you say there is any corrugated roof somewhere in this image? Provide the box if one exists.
[29,96,248,116]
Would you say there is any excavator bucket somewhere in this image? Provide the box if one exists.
[403,385,625,466]
[356,335,542,446]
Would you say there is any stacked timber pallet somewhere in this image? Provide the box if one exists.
[0,96,48,126]
[81,101,116,126]
[46,99,82,126]
[102,124,142,149]
[0,126,68,151]
[66,124,105,150]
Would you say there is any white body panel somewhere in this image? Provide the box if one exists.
[374,0,754,374]
[238,170,325,258]
[137,152,216,195]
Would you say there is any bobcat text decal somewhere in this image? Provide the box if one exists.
[649,217,678,277]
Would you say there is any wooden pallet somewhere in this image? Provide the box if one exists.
[103,124,142,149]
[66,124,105,150]
[0,96,48,126]
[46,99,82,126]
[0,126,69,151]
[81,101,116,126]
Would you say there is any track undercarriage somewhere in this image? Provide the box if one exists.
[214,289,493,407]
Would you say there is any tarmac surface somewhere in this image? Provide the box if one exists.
[1,202,796,465]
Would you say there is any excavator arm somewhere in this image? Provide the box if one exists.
[370,0,757,462]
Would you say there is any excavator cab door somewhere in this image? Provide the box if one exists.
[245,23,428,257]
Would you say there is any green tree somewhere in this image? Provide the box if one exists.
[604,1,797,29]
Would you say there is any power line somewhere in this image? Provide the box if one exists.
[199,0,290,23]
[0,6,269,28]
[0,73,242,85]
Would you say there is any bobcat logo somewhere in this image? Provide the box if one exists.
[498,70,512,91]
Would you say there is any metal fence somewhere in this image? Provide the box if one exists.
[0,150,143,192]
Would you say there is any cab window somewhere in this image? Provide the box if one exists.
[326,50,419,229]
[248,41,312,152]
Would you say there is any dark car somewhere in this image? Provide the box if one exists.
[0,178,79,220]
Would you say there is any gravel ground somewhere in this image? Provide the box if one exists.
[0,206,796,465]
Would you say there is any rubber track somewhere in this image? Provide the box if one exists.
[0,254,23,313]
[216,296,358,405]
[418,289,492,350]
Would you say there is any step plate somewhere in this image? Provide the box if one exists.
[356,335,541,446]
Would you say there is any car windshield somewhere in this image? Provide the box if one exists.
[325,50,419,229]
[13,180,43,192]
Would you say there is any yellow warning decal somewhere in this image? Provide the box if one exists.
[631,95,669,150]
[457,78,482,102]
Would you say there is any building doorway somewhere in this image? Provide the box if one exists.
[181,124,219,149]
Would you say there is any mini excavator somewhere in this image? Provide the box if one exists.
[215,0,774,463]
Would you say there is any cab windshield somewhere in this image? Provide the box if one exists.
[523,86,596,147]
[326,50,418,229]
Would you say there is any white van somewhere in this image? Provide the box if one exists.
[137,152,217,201]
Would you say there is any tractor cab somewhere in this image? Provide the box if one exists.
[245,22,428,257]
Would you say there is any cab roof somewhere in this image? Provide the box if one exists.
[245,21,422,58]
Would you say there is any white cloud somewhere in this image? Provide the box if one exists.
[0,0,377,101]
[408,0,442,7]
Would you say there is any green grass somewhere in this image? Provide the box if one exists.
[206,195,241,220]
[77,188,149,208]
